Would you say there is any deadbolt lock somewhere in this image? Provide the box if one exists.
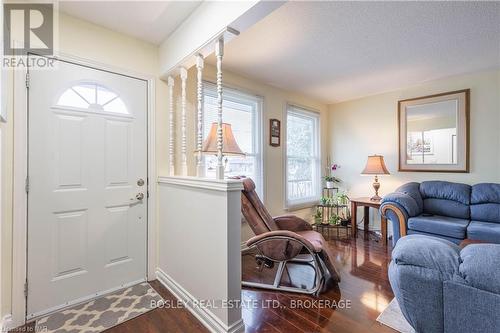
[137,178,145,186]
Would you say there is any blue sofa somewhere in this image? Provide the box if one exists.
[389,235,500,333]
[380,181,500,245]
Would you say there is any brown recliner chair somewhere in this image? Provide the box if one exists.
[241,178,340,295]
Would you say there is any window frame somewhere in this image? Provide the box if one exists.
[201,81,265,199]
[284,103,321,210]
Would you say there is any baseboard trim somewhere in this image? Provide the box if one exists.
[1,314,14,330]
[156,268,244,333]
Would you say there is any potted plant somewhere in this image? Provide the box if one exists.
[313,208,322,225]
[320,196,329,206]
[336,192,349,206]
[324,163,341,188]
[324,176,340,189]
[328,214,341,225]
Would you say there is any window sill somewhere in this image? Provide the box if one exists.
[285,200,318,212]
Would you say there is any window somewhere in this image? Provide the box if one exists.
[57,83,128,115]
[203,83,263,196]
[286,105,320,208]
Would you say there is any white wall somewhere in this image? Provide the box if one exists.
[328,69,500,229]
[157,177,243,332]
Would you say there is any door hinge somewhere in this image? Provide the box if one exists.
[24,281,28,297]
[25,72,30,89]
[25,176,30,194]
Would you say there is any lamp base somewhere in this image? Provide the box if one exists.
[371,175,381,201]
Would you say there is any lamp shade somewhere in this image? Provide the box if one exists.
[201,122,245,156]
[361,155,390,175]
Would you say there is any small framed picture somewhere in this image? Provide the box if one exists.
[269,119,280,147]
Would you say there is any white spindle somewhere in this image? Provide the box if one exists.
[167,76,175,176]
[180,67,188,176]
[195,54,205,178]
[215,38,224,180]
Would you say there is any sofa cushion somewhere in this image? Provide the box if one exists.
[408,215,469,239]
[420,181,471,219]
[407,229,462,244]
[460,244,500,294]
[420,181,471,204]
[423,198,470,219]
[470,183,500,223]
[466,221,500,243]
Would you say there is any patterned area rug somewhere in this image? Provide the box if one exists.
[36,282,162,333]
[376,298,415,333]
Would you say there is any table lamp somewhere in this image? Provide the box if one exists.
[361,155,390,201]
[202,122,245,170]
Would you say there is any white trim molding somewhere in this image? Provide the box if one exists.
[156,269,244,333]
[158,176,243,192]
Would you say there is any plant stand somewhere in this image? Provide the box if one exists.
[313,187,351,240]
[313,223,352,240]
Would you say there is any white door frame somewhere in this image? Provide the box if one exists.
[12,53,157,328]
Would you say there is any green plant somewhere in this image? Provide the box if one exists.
[320,196,337,206]
[336,192,349,205]
[313,209,322,224]
[324,175,341,182]
[328,214,341,225]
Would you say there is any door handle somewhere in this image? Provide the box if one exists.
[129,192,144,205]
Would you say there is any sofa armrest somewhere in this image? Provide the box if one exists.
[389,235,461,332]
[273,215,312,232]
[392,234,461,276]
[459,244,500,295]
[381,192,423,244]
[382,192,422,217]
[380,202,408,244]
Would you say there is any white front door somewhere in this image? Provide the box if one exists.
[27,58,148,319]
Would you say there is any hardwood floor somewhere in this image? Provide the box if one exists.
[240,234,396,333]
[19,234,396,333]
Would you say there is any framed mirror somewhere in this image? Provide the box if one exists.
[398,89,469,172]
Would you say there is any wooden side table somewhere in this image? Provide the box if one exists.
[350,197,388,245]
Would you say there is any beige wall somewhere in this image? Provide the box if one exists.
[1,13,167,319]
[163,64,329,241]
[328,69,500,229]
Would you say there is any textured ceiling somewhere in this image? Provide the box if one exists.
[60,1,202,45]
[209,1,500,103]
